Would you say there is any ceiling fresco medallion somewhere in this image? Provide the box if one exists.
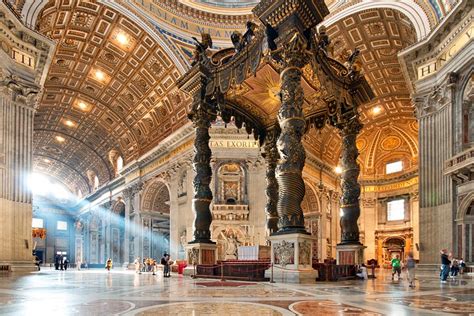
[381,136,402,151]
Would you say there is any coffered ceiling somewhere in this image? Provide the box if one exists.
[33,0,190,194]
[6,0,452,196]
[304,8,419,179]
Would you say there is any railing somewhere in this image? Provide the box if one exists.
[444,148,474,175]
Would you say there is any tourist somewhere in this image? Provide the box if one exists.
[459,258,466,274]
[440,249,450,283]
[450,258,460,279]
[151,259,157,276]
[54,254,60,270]
[76,259,81,271]
[63,257,69,271]
[142,258,146,272]
[134,257,142,274]
[105,258,113,272]
[34,254,41,271]
[161,253,170,277]
[391,255,402,281]
[59,255,64,271]
[406,252,416,288]
[356,264,368,280]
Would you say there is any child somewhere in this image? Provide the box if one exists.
[391,255,402,281]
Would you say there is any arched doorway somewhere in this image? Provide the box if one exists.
[142,180,171,260]
[302,182,321,262]
[382,237,405,267]
[457,193,474,263]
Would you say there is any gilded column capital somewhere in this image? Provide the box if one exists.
[0,70,40,108]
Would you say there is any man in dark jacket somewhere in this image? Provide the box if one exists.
[440,249,451,283]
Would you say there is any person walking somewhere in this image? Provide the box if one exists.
[391,255,402,281]
[54,254,60,270]
[134,257,142,274]
[161,253,170,277]
[459,258,466,275]
[440,249,451,283]
[105,258,113,272]
[406,252,416,288]
[63,257,69,271]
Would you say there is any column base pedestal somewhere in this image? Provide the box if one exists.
[0,261,37,272]
[266,233,317,284]
[185,243,217,265]
[336,244,366,264]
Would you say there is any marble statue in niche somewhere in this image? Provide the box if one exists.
[178,170,187,197]
[220,229,241,260]
[180,230,187,251]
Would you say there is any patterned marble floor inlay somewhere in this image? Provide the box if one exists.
[0,269,472,315]
[195,281,256,287]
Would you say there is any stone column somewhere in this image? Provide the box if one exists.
[275,33,310,235]
[263,128,279,235]
[338,117,363,245]
[188,106,216,244]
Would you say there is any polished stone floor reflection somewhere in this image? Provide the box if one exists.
[0,269,472,315]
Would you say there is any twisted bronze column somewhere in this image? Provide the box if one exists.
[263,128,279,235]
[189,105,216,244]
[338,117,363,244]
[275,33,310,234]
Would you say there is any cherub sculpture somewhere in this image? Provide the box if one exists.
[191,33,213,66]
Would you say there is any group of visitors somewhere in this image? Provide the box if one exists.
[134,253,172,277]
[54,254,69,270]
[440,249,466,282]
[390,253,416,287]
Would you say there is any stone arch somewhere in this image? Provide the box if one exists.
[382,236,406,263]
[141,179,170,214]
[457,191,474,221]
[112,199,126,217]
[321,0,432,40]
[301,180,321,215]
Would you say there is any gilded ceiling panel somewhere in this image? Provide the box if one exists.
[33,0,189,193]
[303,8,419,180]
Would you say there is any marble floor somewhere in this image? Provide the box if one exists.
[0,268,472,316]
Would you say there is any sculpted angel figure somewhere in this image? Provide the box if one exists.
[191,33,213,66]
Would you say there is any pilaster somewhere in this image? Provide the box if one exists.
[0,2,54,271]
